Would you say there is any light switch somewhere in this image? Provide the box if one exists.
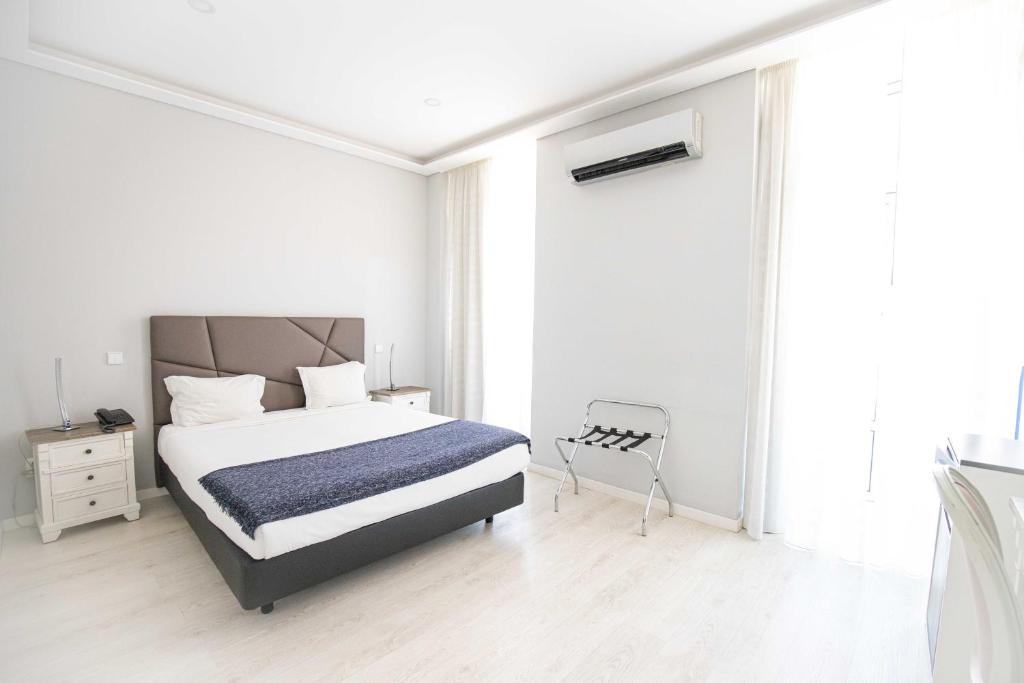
[374,344,384,353]
[106,351,124,365]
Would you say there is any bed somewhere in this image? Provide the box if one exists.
[150,316,526,613]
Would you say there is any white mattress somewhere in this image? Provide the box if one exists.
[158,401,529,560]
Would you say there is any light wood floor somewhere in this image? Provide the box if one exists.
[0,473,932,682]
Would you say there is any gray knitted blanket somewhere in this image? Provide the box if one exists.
[199,420,530,538]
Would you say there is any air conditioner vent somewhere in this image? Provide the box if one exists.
[564,109,702,184]
[571,142,691,183]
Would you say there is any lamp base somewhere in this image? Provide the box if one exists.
[52,424,80,433]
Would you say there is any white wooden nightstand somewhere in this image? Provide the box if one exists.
[25,422,141,543]
[369,386,431,412]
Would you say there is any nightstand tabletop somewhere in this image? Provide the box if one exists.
[25,422,136,447]
[369,386,430,397]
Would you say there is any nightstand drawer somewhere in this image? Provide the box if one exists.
[48,435,124,469]
[53,487,128,522]
[51,462,126,496]
[395,393,430,411]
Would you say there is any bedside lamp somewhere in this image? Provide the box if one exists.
[53,357,78,432]
[389,343,397,391]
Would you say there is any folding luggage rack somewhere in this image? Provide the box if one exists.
[553,398,673,536]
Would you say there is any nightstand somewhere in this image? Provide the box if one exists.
[370,386,431,412]
[25,422,141,543]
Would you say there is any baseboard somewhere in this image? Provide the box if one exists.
[137,486,168,502]
[2,487,169,531]
[527,462,742,533]
[1,513,35,532]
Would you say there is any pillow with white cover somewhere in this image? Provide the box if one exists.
[297,362,367,409]
[164,374,266,427]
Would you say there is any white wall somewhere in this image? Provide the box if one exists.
[530,71,756,521]
[0,59,428,517]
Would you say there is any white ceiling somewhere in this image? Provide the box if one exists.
[23,0,876,165]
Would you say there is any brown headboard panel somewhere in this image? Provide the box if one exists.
[150,316,364,483]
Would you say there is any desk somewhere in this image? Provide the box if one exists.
[929,435,1024,682]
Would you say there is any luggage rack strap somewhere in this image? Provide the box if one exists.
[565,424,654,452]
[584,424,664,439]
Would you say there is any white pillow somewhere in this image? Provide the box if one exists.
[164,374,266,427]
[296,362,367,409]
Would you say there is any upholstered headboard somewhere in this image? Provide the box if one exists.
[150,316,364,484]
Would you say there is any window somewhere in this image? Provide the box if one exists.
[481,140,537,434]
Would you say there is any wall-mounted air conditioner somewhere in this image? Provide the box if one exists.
[564,108,702,184]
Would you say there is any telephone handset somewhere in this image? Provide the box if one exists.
[95,408,134,433]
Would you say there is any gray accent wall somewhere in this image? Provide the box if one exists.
[0,59,428,517]
[530,71,757,521]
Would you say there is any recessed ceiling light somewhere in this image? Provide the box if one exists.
[188,0,216,14]
[423,98,442,107]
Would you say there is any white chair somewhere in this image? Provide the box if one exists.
[932,465,1024,683]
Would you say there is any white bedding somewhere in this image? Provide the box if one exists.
[158,401,529,560]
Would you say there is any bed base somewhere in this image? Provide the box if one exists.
[160,458,524,613]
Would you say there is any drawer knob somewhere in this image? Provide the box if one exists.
[87,474,95,481]
[89,500,96,506]
[85,448,93,455]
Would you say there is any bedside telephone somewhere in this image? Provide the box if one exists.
[95,408,134,432]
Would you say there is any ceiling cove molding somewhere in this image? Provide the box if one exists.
[1,0,894,177]
[422,0,896,174]
[0,0,425,173]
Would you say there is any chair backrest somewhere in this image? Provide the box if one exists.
[932,465,1024,683]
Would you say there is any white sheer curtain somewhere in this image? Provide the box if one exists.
[764,0,1024,575]
[743,60,798,539]
[888,0,1024,444]
[480,140,536,435]
[443,159,489,420]
[442,146,536,430]
[773,33,908,568]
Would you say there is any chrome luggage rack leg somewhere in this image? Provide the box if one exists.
[553,399,673,536]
